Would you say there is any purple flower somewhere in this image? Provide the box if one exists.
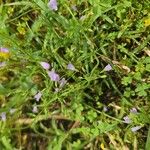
[130,108,138,114]
[32,105,38,113]
[104,64,113,71]
[67,63,76,71]
[131,126,142,132]
[123,116,132,124]
[0,112,6,121]
[47,70,60,81]
[34,92,42,102]
[40,62,50,70]
[48,0,58,11]
[0,47,9,53]
[0,62,6,67]
[59,78,67,88]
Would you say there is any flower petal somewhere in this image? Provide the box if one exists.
[67,63,75,71]
[47,70,60,81]
[32,105,38,113]
[34,92,42,102]
[48,0,58,11]
[0,112,6,121]
[123,116,132,124]
[130,108,138,114]
[0,47,9,53]
[0,48,10,59]
[104,64,112,71]
[40,62,50,70]
[131,126,142,132]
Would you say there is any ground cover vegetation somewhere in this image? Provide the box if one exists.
[0,0,150,149]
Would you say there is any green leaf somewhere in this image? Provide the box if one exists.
[143,57,150,64]
[135,63,145,73]
[146,64,150,72]
[135,83,149,96]
[121,76,132,86]
[97,122,117,133]
[1,136,13,150]
[0,84,8,95]
[145,127,150,150]
[133,72,142,80]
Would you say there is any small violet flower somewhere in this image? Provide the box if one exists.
[104,64,113,71]
[0,47,9,53]
[48,0,58,11]
[130,108,138,114]
[0,47,10,59]
[59,78,67,88]
[40,62,50,70]
[131,126,142,132]
[34,92,42,102]
[0,112,6,121]
[123,116,132,124]
[32,105,38,113]
[47,69,60,81]
[67,63,76,71]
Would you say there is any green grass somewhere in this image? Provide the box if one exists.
[0,0,150,149]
